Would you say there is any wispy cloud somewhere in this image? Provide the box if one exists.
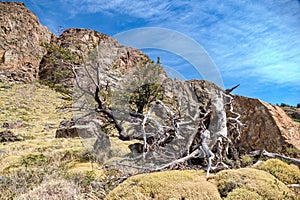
[255,63,300,85]
[60,0,174,19]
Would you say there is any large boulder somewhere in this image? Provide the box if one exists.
[233,95,300,153]
[0,2,53,83]
[55,118,105,139]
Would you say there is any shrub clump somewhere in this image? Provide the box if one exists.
[215,168,294,199]
[107,170,221,200]
[254,158,300,184]
[225,188,263,200]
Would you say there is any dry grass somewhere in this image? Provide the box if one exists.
[0,83,106,199]
[17,179,81,200]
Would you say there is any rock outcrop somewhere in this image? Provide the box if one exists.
[0,2,53,83]
[233,95,300,153]
[55,117,111,162]
[39,28,149,89]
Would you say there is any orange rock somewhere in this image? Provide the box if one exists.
[233,95,300,153]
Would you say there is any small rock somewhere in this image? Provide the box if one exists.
[0,148,6,154]
[2,120,24,129]
[55,118,77,138]
[0,130,23,142]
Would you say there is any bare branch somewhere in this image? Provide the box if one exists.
[250,150,300,167]
[225,84,240,94]
[155,149,200,171]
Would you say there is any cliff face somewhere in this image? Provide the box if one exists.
[0,2,53,83]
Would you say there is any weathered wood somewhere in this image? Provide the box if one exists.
[225,84,240,94]
[249,150,300,167]
[155,149,200,171]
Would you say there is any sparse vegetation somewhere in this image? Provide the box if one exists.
[0,72,299,199]
[240,154,255,167]
[1,70,299,199]
[285,146,300,158]
[0,83,107,199]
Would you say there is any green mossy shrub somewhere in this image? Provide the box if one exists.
[254,158,300,184]
[225,188,263,200]
[215,168,294,199]
[107,170,222,200]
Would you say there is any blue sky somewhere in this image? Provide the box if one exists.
[21,0,300,106]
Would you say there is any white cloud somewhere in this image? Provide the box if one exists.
[255,64,300,85]
[49,0,300,87]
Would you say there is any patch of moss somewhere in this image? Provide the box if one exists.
[107,170,222,200]
[215,168,294,199]
[254,159,300,184]
[225,188,263,200]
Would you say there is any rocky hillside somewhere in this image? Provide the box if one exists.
[0,1,299,156]
[0,2,148,87]
[0,0,299,160]
[39,28,149,90]
[0,2,300,199]
[0,2,53,83]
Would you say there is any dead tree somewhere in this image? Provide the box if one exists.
[45,40,244,176]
